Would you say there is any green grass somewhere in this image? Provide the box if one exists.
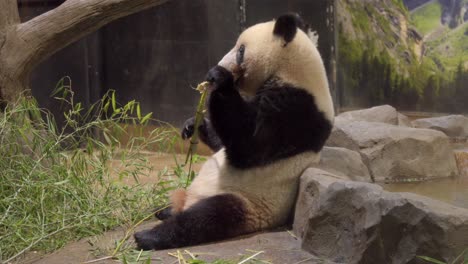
[118,249,270,264]
[411,0,442,35]
[0,78,188,263]
[418,248,468,264]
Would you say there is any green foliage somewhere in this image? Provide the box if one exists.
[370,6,394,37]
[349,4,371,32]
[338,30,468,112]
[118,249,268,264]
[338,0,468,113]
[0,78,180,262]
[411,0,442,35]
[418,248,468,264]
[418,256,448,264]
[338,31,418,109]
[392,0,409,14]
[425,23,468,70]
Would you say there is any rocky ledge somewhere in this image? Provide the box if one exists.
[294,168,468,264]
[326,105,465,182]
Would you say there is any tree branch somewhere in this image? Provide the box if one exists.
[14,0,170,72]
[0,0,20,31]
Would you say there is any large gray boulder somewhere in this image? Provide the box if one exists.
[325,124,360,151]
[293,168,343,238]
[317,147,371,182]
[337,105,398,125]
[412,115,468,139]
[328,121,458,182]
[397,113,413,127]
[294,170,468,264]
[335,105,412,127]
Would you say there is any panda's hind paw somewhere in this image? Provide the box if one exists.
[154,206,173,220]
[134,230,157,250]
[134,229,168,251]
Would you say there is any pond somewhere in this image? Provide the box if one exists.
[382,147,468,209]
[382,177,468,209]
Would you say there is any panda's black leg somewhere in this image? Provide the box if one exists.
[154,206,173,220]
[134,194,248,250]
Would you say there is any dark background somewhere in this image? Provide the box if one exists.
[19,0,336,127]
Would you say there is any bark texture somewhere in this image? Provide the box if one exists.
[0,0,169,103]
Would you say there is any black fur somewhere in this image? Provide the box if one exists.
[207,66,332,169]
[181,117,223,152]
[273,13,304,44]
[134,194,247,250]
[154,206,173,221]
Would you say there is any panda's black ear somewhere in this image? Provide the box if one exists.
[273,13,304,44]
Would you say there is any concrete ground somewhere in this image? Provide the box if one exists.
[25,220,324,264]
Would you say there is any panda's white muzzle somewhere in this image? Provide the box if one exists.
[218,48,243,81]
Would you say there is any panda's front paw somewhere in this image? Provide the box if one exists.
[206,66,234,91]
[181,117,207,140]
[181,117,196,140]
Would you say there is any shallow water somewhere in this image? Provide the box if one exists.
[382,144,468,209]
[382,177,468,209]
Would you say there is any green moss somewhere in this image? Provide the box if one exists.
[425,23,468,70]
[392,0,409,15]
[372,7,394,37]
[410,0,442,35]
[350,3,371,32]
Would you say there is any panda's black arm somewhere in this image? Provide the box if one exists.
[207,67,257,165]
[198,118,224,152]
[207,66,332,169]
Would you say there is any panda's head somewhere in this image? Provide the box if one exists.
[218,14,328,99]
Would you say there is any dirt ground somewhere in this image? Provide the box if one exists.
[19,151,319,264]
[107,151,204,185]
[26,222,319,264]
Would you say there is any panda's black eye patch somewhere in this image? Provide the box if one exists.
[237,44,245,65]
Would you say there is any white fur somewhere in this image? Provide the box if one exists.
[185,149,320,230]
[307,29,319,47]
[218,21,334,121]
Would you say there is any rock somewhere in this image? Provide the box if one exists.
[296,171,468,264]
[325,119,360,151]
[397,113,412,127]
[337,105,398,125]
[317,147,371,182]
[331,121,458,182]
[412,115,468,139]
[293,168,344,239]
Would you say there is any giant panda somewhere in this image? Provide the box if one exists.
[134,13,335,250]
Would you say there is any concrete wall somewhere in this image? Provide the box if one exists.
[19,0,335,126]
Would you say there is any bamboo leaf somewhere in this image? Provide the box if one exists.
[111,91,117,111]
[103,100,110,113]
[417,256,446,264]
[141,113,152,125]
[137,103,141,120]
